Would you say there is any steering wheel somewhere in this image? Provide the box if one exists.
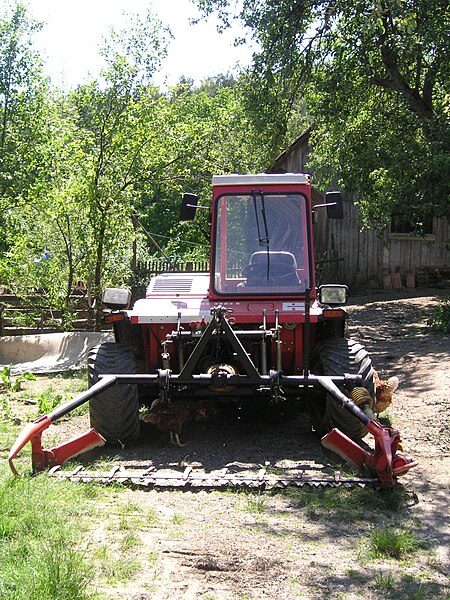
[243,263,299,286]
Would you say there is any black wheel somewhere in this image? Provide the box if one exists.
[88,342,140,444]
[309,338,375,440]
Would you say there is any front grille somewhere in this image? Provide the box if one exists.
[151,278,193,293]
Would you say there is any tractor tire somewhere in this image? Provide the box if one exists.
[88,342,140,445]
[310,338,375,440]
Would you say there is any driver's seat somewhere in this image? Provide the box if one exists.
[242,251,300,286]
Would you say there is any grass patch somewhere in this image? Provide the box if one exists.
[363,525,422,560]
[172,513,184,525]
[94,545,141,584]
[428,296,450,332]
[374,570,396,592]
[120,531,143,552]
[243,491,267,514]
[285,484,409,518]
[0,466,96,599]
[372,571,439,600]
[146,506,158,527]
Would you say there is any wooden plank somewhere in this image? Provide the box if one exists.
[358,230,368,287]
[391,272,403,290]
[434,218,450,264]
[383,274,392,289]
[348,202,360,287]
[389,239,401,274]
[370,231,381,284]
[410,240,421,275]
[406,272,415,289]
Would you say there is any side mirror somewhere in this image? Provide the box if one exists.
[325,191,343,219]
[180,193,199,221]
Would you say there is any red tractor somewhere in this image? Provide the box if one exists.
[9,174,417,487]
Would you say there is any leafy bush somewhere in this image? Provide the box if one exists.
[428,297,450,332]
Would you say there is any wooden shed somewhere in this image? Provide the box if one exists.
[270,130,450,290]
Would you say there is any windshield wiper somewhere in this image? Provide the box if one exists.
[252,189,270,279]
[252,189,269,247]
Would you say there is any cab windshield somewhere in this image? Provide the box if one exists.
[213,192,309,295]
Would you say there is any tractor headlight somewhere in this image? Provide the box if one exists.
[102,288,132,310]
[319,284,348,305]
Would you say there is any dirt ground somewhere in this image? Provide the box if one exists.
[19,290,450,598]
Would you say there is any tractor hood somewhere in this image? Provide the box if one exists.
[129,272,210,324]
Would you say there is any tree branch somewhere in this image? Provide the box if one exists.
[373,45,435,119]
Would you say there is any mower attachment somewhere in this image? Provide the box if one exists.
[9,370,417,487]
[317,376,418,487]
[7,377,114,475]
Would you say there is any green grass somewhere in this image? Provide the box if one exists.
[371,570,437,600]
[0,367,153,599]
[94,546,141,584]
[0,467,96,599]
[172,512,185,525]
[364,525,422,560]
[243,491,267,514]
[0,463,154,598]
[374,570,396,592]
[285,484,409,518]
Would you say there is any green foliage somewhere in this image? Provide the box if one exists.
[196,0,450,227]
[0,4,271,319]
[428,296,450,332]
[0,3,48,195]
[138,80,269,261]
[36,391,63,416]
[0,365,36,392]
[243,491,267,514]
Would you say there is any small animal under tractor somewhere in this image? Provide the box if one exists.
[9,173,417,487]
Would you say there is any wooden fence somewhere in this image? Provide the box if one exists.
[134,257,340,285]
[135,259,210,278]
[0,292,94,336]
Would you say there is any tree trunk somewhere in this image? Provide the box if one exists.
[94,219,106,332]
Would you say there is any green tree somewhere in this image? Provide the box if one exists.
[135,77,270,262]
[0,8,270,324]
[196,0,450,227]
[0,2,49,250]
[64,10,170,327]
[0,9,170,327]
[0,94,89,326]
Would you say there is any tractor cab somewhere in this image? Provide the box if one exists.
[208,174,313,299]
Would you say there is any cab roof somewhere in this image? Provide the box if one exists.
[212,173,310,186]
